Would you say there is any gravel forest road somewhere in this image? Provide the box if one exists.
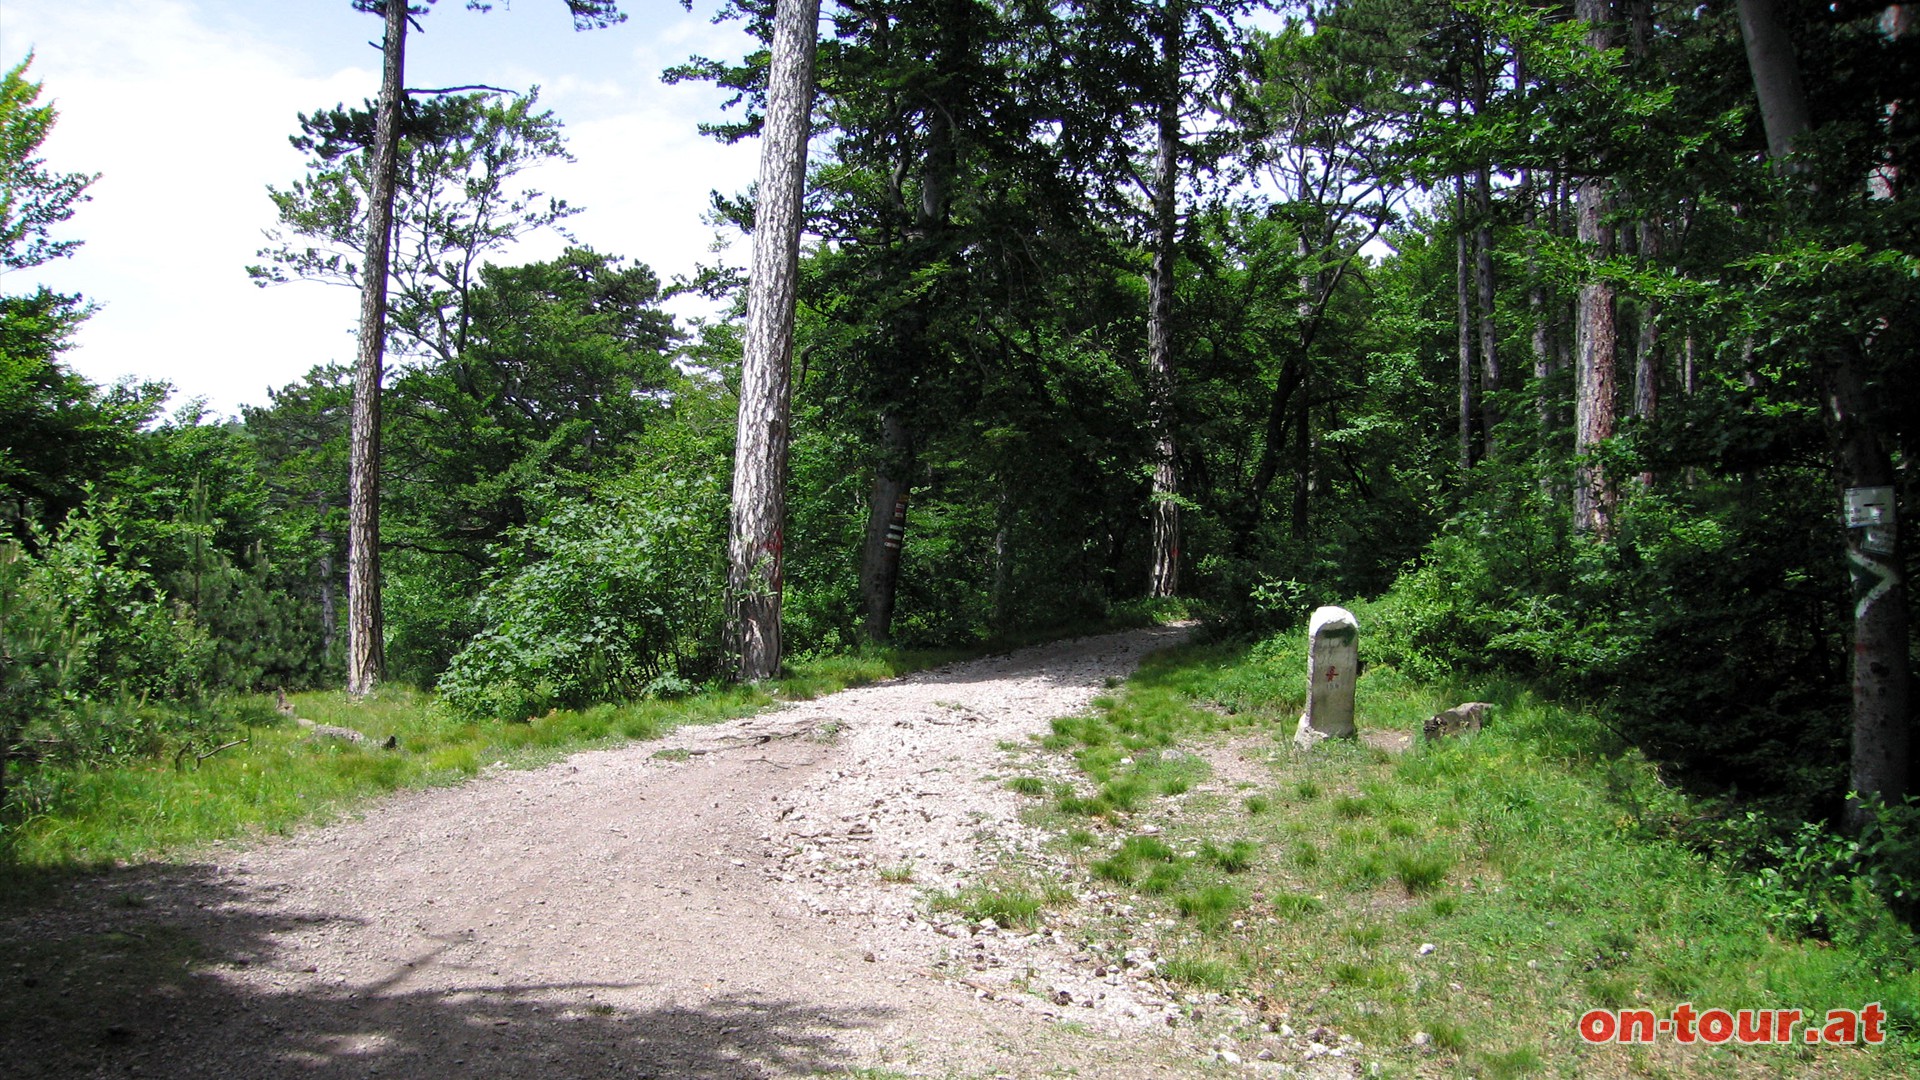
[4,623,1338,1080]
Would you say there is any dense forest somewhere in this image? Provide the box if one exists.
[3,0,1914,921]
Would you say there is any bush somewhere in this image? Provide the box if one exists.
[438,455,726,719]
[1361,484,1849,805]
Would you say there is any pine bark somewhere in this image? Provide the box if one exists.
[345,0,407,697]
[1633,217,1662,488]
[1145,4,1184,599]
[1572,0,1618,536]
[859,410,912,643]
[1474,162,1501,457]
[1455,179,1476,471]
[726,0,820,681]
[1735,0,1910,824]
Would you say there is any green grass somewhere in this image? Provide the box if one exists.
[1024,629,1920,1077]
[927,877,1071,929]
[0,648,969,887]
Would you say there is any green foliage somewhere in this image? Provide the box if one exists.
[438,428,727,718]
[0,55,96,272]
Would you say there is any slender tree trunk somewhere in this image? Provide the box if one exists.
[727,0,819,681]
[990,483,1013,633]
[1523,164,1553,445]
[1552,172,1574,428]
[1455,178,1476,470]
[345,0,406,697]
[1472,45,1502,456]
[1633,217,1662,488]
[1475,163,1501,457]
[859,410,912,643]
[1736,0,1910,824]
[1572,0,1618,536]
[1146,4,1184,598]
[317,526,337,663]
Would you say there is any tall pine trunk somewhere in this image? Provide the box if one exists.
[1145,5,1184,598]
[1474,163,1501,457]
[1735,0,1910,825]
[1571,0,1618,537]
[859,410,912,642]
[346,0,407,697]
[1455,178,1476,470]
[727,0,820,681]
[1632,217,1662,489]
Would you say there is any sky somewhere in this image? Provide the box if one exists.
[0,0,764,417]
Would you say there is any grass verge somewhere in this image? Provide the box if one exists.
[1015,629,1920,1078]
[0,646,972,895]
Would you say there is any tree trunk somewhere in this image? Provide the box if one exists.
[1633,217,1662,488]
[1831,347,1911,821]
[1572,0,1618,537]
[726,0,820,681]
[1735,0,1812,163]
[1735,0,1911,825]
[1145,4,1184,599]
[317,526,337,663]
[1472,46,1502,456]
[859,410,912,643]
[1522,163,1554,447]
[1455,178,1476,470]
[345,0,407,697]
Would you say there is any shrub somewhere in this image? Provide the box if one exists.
[439,455,725,719]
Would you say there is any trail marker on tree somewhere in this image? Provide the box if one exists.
[1294,605,1358,750]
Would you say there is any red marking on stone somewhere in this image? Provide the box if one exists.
[1325,667,1339,682]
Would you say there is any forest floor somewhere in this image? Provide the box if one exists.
[1,624,1348,1079]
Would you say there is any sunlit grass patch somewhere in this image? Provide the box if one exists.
[1022,632,1920,1077]
[927,876,1070,929]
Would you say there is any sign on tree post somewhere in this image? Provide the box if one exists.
[1294,605,1359,750]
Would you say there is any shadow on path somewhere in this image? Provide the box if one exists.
[2,863,887,1079]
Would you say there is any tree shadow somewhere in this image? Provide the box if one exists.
[2,862,889,1079]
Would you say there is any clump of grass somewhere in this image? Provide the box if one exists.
[1173,884,1244,927]
[1006,775,1048,797]
[877,863,915,884]
[1342,923,1386,947]
[1095,836,1179,884]
[927,879,1065,929]
[1140,861,1187,895]
[1199,838,1258,873]
[1272,892,1323,919]
[1243,794,1272,814]
[1160,953,1241,992]
[1391,846,1452,895]
[1333,794,1371,819]
[1295,779,1321,801]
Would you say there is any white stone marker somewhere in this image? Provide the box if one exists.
[1293,605,1359,750]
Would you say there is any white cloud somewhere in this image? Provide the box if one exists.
[2,0,762,416]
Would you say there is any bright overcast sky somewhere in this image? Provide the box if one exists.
[0,0,763,417]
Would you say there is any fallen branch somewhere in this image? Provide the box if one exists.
[175,737,249,771]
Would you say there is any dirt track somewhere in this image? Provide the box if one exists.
[3,623,1342,1079]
